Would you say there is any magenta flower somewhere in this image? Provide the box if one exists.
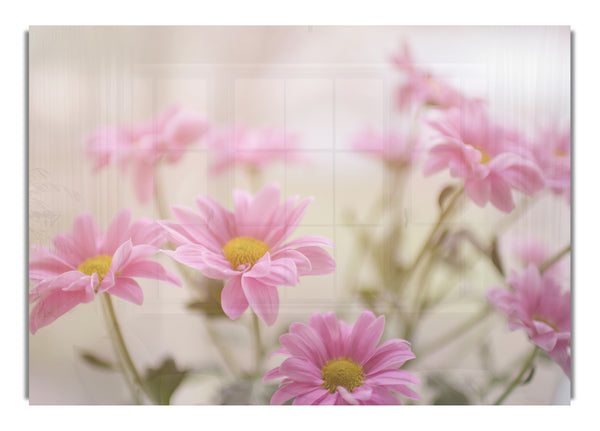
[29,209,181,334]
[160,183,336,325]
[424,101,545,212]
[264,311,420,405]
[206,126,305,175]
[86,106,208,203]
[531,126,571,203]
[352,129,422,167]
[391,43,465,111]
[486,264,571,378]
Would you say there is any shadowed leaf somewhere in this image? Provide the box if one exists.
[144,357,190,405]
[79,351,116,371]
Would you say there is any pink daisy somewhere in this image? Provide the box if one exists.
[486,264,571,378]
[531,126,571,203]
[29,209,181,334]
[424,100,545,212]
[159,183,336,326]
[510,235,569,281]
[86,105,208,203]
[352,128,422,167]
[264,311,420,405]
[391,43,465,111]
[206,126,305,175]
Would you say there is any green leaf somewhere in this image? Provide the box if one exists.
[79,350,116,371]
[186,278,227,318]
[438,185,457,211]
[143,357,190,405]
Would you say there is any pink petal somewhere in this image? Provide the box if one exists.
[241,277,280,326]
[133,161,155,204]
[308,312,344,359]
[489,176,515,213]
[30,288,94,334]
[292,388,330,405]
[346,311,385,364]
[72,213,100,258]
[464,177,490,207]
[169,205,223,252]
[531,330,558,351]
[293,246,336,276]
[119,260,181,287]
[270,382,316,405]
[368,369,421,386]
[252,257,299,286]
[110,240,134,273]
[101,209,132,255]
[107,277,144,305]
[278,235,334,251]
[220,277,249,320]
[363,339,415,374]
[278,357,322,385]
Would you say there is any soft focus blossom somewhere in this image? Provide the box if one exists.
[86,106,208,203]
[206,126,305,175]
[531,126,571,203]
[424,100,545,212]
[510,235,569,282]
[264,311,420,405]
[486,264,571,378]
[352,129,422,167]
[29,209,181,334]
[160,183,336,325]
[391,43,465,111]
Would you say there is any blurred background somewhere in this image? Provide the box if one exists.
[28,26,570,404]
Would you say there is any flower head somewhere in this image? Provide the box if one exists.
[486,264,571,378]
[206,126,305,175]
[352,129,422,167]
[531,126,571,203]
[391,43,465,111]
[86,106,208,203]
[160,183,336,325]
[424,101,545,212]
[264,311,420,405]
[29,209,181,334]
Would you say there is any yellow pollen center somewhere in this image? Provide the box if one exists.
[321,358,365,393]
[77,255,113,282]
[223,237,269,269]
[471,145,491,164]
[555,149,567,157]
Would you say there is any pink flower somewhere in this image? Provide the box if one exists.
[531,126,571,203]
[86,106,208,203]
[486,264,571,378]
[391,43,465,111]
[159,183,336,325]
[352,128,422,167]
[510,235,569,281]
[29,209,181,334]
[424,101,545,212]
[264,311,420,405]
[206,126,305,174]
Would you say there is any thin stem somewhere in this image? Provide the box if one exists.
[100,293,153,403]
[539,244,571,274]
[418,305,493,357]
[493,346,539,405]
[398,185,464,291]
[252,313,265,376]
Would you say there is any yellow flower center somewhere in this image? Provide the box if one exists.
[223,237,269,269]
[77,255,113,282]
[321,358,365,394]
[471,145,491,164]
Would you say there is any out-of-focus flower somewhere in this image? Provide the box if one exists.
[159,183,335,326]
[510,235,569,282]
[264,311,420,405]
[531,126,571,204]
[29,209,181,334]
[486,263,571,378]
[86,106,208,203]
[424,101,545,212]
[352,129,422,167]
[206,126,305,175]
[391,43,465,111]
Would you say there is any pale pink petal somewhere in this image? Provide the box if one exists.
[72,213,100,258]
[169,205,223,252]
[101,209,132,254]
[489,176,515,213]
[337,386,359,405]
[220,277,249,320]
[270,382,316,405]
[241,277,280,326]
[279,357,322,385]
[107,277,144,305]
[133,161,155,205]
[346,312,385,364]
[119,260,181,287]
[464,178,490,207]
[253,257,299,286]
[292,388,330,405]
[30,288,95,334]
[293,246,336,276]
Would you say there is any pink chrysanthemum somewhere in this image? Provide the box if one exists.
[424,101,545,212]
[29,209,181,334]
[510,235,569,282]
[352,129,422,167]
[159,183,336,325]
[86,105,208,203]
[206,126,305,174]
[486,264,571,378]
[264,311,420,405]
[391,43,465,111]
[531,126,571,203]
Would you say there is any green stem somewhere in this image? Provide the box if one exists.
[493,346,538,405]
[397,185,463,292]
[252,313,265,376]
[100,293,153,403]
[539,244,571,274]
[418,305,493,357]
